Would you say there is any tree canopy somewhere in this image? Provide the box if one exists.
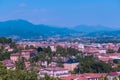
[75,56,113,73]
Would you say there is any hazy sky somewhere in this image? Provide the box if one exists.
[0,0,120,27]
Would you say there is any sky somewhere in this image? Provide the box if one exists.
[0,0,120,28]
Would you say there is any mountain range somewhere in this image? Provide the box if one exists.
[73,25,113,32]
[0,20,76,38]
[0,19,120,39]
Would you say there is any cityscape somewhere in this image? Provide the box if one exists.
[0,0,120,80]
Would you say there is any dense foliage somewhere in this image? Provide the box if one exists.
[0,62,61,80]
[75,56,113,73]
[117,47,120,53]
[0,37,12,44]
[84,37,120,43]
[107,49,115,53]
[0,37,18,61]
[0,62,37,80]
[56,46,81,57]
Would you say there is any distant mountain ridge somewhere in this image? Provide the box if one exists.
[85,30,120,37]
[0,19,120,39]
[0,20,76,38]
[73,25,113,32]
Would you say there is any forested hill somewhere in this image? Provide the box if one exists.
[0,19,120,39]
[0,20,76,38]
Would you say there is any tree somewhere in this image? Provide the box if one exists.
[0,62,38,80]
[0,51,11,60]
[43,46,52,53]
[113,59,120,64]
[30,45,35,49]
[113,77,118,80]
[56,58,64,67]
[41,74,61,80]
[56,46,66,55]
[107,49,115,53]
[1,69,38,80]
[16,57,25,70]
[38,52,46,61]
[118,47,120,53]
[0,46,11,60]
[0,62,7,78]
[37,47,43,52]
[67,47,80,56]
[25,45,29,50]
[0,37,13,44]
[75,56,112,73]
[10,42,17,48]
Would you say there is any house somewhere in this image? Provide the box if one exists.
[38,67,70,78]
[107,72,119,80]
[7,48,14,52]
[56,42,68,48]
[98,49,106,54]
[62,73,107,80]
[49,62,57,67]
[10,53,20,62]
[96,53,120,63]
[64,59,79,71]
[25,61,30,68]
[41,61,48,67]
[61,74,87,80]
[35,61,48,67]
[50,45,56,52]
[21,49,36,60]
[98,57,110,63]
[84,47,99,54]
[4,44,10,50]
[78,44,84,52]
[2,60,16,70]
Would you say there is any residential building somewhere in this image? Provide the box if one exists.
[2,60,16,70]
[62,73,107,80]
[107,72,119,80]
[21,49,36,60]
[38,67,70,78]
[64,59,79,71]
[10,53,20,62]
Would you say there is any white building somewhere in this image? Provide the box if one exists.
[50,45,56,52]
[38,67,70,78]
[78,44,84,51]
[98,49,106,54]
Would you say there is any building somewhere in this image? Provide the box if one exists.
[62,73,107,80]
[25,61,30,68]
[2,60,16,70]
[21,49,36,60]
[50,45,56,52]
[78,43,85,52]
[98,49,106,54]
[7,48,14,52]
[10,53,20,62]
[64,59,79,71]
[107,72,119,80]
[38,67,70,78]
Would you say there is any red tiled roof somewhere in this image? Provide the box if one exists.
[61,73,106,80]
[99,57,110,62]
[41,67,68,71]
[109,72,118,76]
[10,53,20,56]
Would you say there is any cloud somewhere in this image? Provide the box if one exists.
[18,3,27,7]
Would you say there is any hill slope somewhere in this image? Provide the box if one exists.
[0,20,120,39]
[73,25,113,32]
[0,20,76,38]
